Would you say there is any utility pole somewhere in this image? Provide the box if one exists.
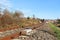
[33,14,35,19]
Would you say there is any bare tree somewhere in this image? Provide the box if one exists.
[1,9,13,26]
[13,10,24,18]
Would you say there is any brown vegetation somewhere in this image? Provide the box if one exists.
[0,9,41,31]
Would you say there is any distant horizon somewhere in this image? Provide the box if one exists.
[0,0,60,19]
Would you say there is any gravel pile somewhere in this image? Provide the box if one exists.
[29,30,57,40]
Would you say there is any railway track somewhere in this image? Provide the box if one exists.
[0,22,57,40]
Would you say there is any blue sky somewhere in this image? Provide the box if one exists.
[0,0,60,19]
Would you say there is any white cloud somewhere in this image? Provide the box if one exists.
[0,0,12,9]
